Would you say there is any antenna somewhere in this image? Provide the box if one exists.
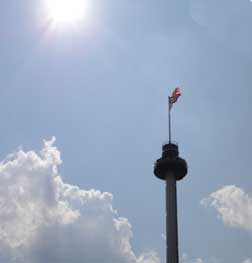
[168,96,171,143]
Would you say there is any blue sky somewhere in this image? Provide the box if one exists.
[0,0,252,262]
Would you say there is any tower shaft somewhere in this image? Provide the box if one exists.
[166,172,178,263]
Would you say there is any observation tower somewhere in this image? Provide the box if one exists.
[154,87,188,263]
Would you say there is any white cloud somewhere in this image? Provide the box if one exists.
[201,185,252,231]
[182,254,252,263]
[181,254,206,263]
[0,137,159,263]
[182,253,252,263]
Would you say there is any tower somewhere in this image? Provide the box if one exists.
[154,88,188,263]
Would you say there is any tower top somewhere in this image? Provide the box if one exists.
[154,143,187,181]
[162,142,179,159]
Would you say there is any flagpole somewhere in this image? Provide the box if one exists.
[168,96,171,143]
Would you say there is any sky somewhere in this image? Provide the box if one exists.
[0,0,252,262]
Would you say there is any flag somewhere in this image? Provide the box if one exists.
[169,87,181,110]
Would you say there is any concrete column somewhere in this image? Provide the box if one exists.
[166,172,178,263]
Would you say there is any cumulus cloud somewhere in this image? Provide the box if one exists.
[181,254,206,263]
[201,185,252,231]
[182,254,252,263]
[0,137,159,263]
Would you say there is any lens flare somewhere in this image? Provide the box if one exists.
[47,0,86,25]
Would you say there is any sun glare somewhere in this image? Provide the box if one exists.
[47,0,87,25]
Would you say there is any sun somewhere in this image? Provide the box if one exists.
[47,0,87,25]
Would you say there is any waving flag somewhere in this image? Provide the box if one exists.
[169,87,181,110]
